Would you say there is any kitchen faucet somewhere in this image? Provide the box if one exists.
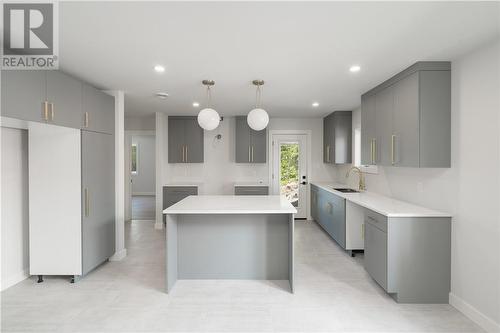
[346,166,366,191]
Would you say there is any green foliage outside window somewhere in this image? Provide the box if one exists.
[280,144,299,186]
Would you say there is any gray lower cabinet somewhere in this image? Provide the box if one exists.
[81,130,115,275]
[323,111,352,164]
[168,117,204,163]
[311,184,346,249]
[163,186,198,221]
[363,208,451,303]
[235,116,266,163]
[234,186,269,195]
[361,61,451,168]
[82,84,115,135]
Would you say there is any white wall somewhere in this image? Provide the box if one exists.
[161,116,336,195]
[1,127,29,290]
[131,135,155,195]
[125,115,155,131]
[335,40,500,331]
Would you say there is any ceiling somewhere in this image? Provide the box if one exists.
[59,1,500,117]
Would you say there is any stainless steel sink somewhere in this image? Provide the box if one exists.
[333,188,359,193]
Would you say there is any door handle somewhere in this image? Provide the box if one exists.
[391,135,396,165]
[301,181,307,185]
[84,188,89,217]
[42,101,49,121]
[50,103,54,121]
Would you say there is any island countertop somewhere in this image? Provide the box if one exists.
[163,195,297,215]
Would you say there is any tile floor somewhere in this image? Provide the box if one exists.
[1,220,482,332]
[132,195,156,220]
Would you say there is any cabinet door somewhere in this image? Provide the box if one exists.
[311,187,318,222]
[330,199,346,248]
[364,221,387,290]
[81,130,115,275]
[393,72,419,167]
[45,71,83,128]
[333,112,352,164]
[184,117,204,163]
[323,114,334,163]
[374,86,394,166]
[168,117,185,163]
[361,95,376,165]
[235,116,251,163]
[250,128,266,163]
[82,84,115,134]
[1,70,46,122]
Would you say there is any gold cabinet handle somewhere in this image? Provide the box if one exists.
[248,146,251,162]
[391,135,396,165]
[373,139,377,165]
[362,223,365,239]
[251,146,254,162]
[50,103,54,121]
[326,145,330,162]
[185,146,188,162]
[42,101,49,121]
[181,146,184,162]
[84,112,89,128]
[84,188,89,217]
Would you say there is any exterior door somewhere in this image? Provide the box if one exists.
[271,134,308,219]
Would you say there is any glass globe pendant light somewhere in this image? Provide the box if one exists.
[197,80,220,131]
[247,80,269,131]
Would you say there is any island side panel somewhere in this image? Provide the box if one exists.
[288,213,295,293]
[177,213,289,280]
[165,214,178,293]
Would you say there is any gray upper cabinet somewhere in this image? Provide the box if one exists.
[1,70,46,122]
[45,71,83,128]
[361,61,451,168]
[235,116,267,163]
[168,116,204,163]
[323,111,352,164]
[82,84,115,135]
[360,94,376,165]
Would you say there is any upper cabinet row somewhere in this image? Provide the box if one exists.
[1,70,114,135]
[361,62,451,168]
[323,111,352,164]
[167,116,267,164]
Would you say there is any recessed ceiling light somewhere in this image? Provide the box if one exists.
[312,102,319,107]
[154,65,165,73]
[155,92,169,99]
[349,65,361,73]
[192,102,200,107]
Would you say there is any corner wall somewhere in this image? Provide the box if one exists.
[336,39,500,331]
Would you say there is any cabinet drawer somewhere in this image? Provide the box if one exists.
[364,209,388,233]
[234,186,269,195]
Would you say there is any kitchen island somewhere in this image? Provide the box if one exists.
[163,195,297,293]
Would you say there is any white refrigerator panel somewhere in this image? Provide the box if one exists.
[28,122,82,275]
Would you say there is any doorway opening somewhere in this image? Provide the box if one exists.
[270,132,310,219]
[125,131,155,221]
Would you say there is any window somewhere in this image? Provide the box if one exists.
[131,143,138,174]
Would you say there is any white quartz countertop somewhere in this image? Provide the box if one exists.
[234,182,269,187]
[163,183,202,187]
[163,195,297,215]
[311,182,452,218]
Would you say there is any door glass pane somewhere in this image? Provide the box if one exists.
[280,143,299,207]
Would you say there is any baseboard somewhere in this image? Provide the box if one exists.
[449,292,500,333]
[109,248,127,261]
[154,222,164,230]
[132,192,155,196]
[1,268,29,291]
